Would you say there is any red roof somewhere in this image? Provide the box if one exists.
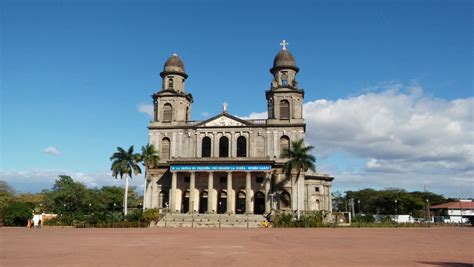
[430,201,474,210]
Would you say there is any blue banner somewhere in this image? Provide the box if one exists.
[170,165,271,172]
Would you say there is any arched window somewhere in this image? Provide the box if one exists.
[185,107,189,121]
[279,135,290,158]
[160,137,170,159]
[280,191,291,209]
[163,103,172,122]
[168,78,174,89]
[281,72,288,86]
[201,137,211,158]
[219,136,229,157]
[280,100,290,119]
[236,136,247,157]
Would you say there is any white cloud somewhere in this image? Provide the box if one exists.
[200,112,210,117]
[238,111,267,120]
[137,103,154,117]
[244,82,474,197]
[0,169,145,193]
[43,146,62,156]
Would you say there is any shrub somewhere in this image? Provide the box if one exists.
[142,209,160,223]
[272,212,294,228]
[125,209,143,222]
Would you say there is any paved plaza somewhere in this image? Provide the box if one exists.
[1,227,472,266]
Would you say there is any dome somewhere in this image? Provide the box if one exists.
[160,53,188,78]
[270,49,299,74]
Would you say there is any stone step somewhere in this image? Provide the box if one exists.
[155,213,267,228]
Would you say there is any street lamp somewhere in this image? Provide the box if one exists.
[426,199,430,227]
[394,200,398,227]
[357,200,361,228]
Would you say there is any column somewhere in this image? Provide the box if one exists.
[265,172,271,213]
[145,179,152,209]
[207,172,214,213]
[231,132,236,157]
[226,172,233,214]
[151,177,158,208]
[170,172,177,212]
[189,172,195,213]
[245,172,252,214]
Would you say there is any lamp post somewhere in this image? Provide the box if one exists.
[357,199,361,228]
[63,204,67,226]
[394,200,398,227]
[426,199,430,227]
[88,203,92,216]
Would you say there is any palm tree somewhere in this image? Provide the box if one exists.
[110,146,141,216]
[140,144,160,211]
[282,139,316,221]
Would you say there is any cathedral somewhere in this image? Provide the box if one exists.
[144,42,333,217]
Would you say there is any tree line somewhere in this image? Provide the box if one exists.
[0,176,158,226]
[332,188,456,218]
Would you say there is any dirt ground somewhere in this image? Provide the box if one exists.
[1,227,473,267]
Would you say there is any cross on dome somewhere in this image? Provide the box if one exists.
[280,40,289,50]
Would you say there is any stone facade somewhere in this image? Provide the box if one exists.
[144,45,334,216]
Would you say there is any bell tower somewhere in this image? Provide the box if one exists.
[266,41,304,124]
[152,53,193,124]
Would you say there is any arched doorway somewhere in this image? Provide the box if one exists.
[217,191,227,214]
[236,191,246,214]
[199,191,208,213]
[254,191,265,214]
[182,190,190,213]
[159,190,169,209]
[280,191,291,209]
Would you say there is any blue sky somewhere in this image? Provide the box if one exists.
[1,0,472,197]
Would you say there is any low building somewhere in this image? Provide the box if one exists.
[430,200,474,224]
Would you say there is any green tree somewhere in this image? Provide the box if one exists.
[2,201,33,226]
[282,139,316,221]
[110,146,142,216]
[0,181,15,221]
[140,144,159,211]
[43,175,91,224]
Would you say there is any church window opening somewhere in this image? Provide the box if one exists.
[219,136,229,157]
[163,103,173,122]
[280,100,290,119]
[236,136,247,157]
[186,107,189,121]
[168,77,174,89]
[160,137,171,159]
[279,135,290,158]
[315,187,320,192]
[201,137,211,157]
[281,72,288,86]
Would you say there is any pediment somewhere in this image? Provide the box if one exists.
[197,113,252,127]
